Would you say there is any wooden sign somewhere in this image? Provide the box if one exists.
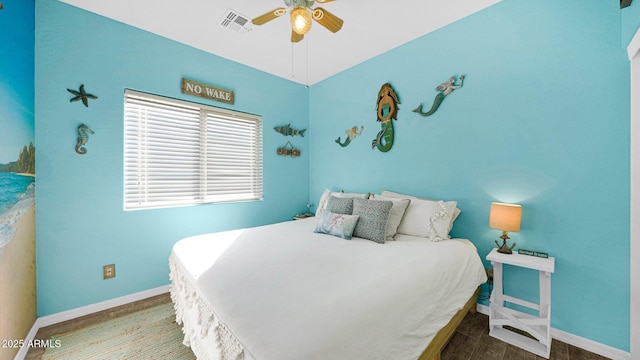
[277,141,300,158]
[181,78,234,105]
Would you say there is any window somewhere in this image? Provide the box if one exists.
[124,90,262,210]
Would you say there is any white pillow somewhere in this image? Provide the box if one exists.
[381,190,458,241]
[315,189,370,217]
[369,195,411,241]
[315,189,332,217]
[381,190,461,231]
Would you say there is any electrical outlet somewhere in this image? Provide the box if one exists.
[103,264,116,279]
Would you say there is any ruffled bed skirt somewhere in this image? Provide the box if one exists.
[169,254,245,360]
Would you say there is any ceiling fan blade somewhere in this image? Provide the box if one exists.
[312,7,343,33]
[252,7,287,26]
[291,30,304,43]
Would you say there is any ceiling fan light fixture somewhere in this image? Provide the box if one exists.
[291,6,312,35]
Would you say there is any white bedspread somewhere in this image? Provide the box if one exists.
[170,217,487,360]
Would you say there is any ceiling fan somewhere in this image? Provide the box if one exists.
[252,0,343,43]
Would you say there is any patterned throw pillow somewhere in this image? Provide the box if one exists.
[326,196,354,215]
[352,198,393,244]
[369,195,411,241]
[314,210,360,240]
[315,189,370,217]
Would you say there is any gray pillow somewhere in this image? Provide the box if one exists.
[352,198,393,243]
[326,196,354,215]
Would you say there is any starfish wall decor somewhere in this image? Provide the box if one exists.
[67,84,98,107]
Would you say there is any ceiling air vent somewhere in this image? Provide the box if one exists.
[219,9,252,33]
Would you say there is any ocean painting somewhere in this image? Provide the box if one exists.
[0,172,35,248]
[0,0,35,249]
[0,1,37,357]
[0,143,35,250]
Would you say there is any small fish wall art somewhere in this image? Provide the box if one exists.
[277,141,301,158]
[335,126,364,147]
[413,75,464,117]
[75,124,94,155]
[372,83,400,153]
[67,84,98,107]
[274,123,306,137]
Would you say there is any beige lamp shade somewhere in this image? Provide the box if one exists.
[291,7,312,35]
[489,202,522,232]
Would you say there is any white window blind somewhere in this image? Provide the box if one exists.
[124,90,262,210]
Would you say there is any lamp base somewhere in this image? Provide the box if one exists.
[495,233,515,254]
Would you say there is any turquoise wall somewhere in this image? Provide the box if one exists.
[309,0,630,352]
[34,0,632,353]
[622,0,640,47]
[35,0,309,316]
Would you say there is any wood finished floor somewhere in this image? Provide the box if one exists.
[443,311,611,360]
[25,293,172,360]
[26,293,610,360]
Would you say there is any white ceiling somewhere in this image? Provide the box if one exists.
[59,0,501,85]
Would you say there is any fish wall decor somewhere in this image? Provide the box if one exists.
[75,124,94,154]
[335,126,364,147]
[67,84,98,107]
[413,75,464,117]
[274,123,306,137]
[372,83,400,153]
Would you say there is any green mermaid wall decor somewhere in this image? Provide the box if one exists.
[372,83,400,152]
[335,126,364,147]
[413,75,464,117]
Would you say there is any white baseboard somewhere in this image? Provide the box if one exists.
[14,285,170,360]
[476,304,630,360]
[12,293,628,360]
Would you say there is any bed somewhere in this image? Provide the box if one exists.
[170,190,487,360]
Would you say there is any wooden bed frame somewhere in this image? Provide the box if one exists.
[418,287,481,360]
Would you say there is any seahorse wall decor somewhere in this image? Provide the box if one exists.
[413,75,464,117]
[335,126,364,147]
[371,83,400,152]
[75,124,94,155]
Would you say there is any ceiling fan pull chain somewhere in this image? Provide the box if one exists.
[292,43,295,79]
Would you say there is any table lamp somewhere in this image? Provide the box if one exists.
[489,202,522,254]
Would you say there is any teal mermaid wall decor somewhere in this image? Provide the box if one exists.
[76,124,94,154]
[413,75,464,117]
[335,126,364,147]
[372,83,400,152]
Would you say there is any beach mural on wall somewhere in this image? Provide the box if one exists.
[0,0,35,248]
[0,1,36,359]
[0,145,35,247]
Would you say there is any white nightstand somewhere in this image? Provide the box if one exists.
[486,248,555,358]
